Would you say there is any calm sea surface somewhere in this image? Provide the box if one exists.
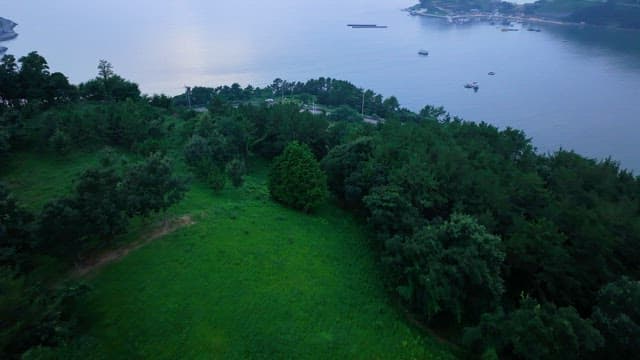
[2,0,640,171]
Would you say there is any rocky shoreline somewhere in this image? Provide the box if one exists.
[0,16,18,42]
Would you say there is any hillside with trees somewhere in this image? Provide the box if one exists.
[1,51,639,359]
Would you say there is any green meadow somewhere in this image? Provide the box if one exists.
[2,151,457,359]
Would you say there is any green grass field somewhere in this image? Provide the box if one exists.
[2,151,457,359]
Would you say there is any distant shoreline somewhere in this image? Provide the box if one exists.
[405,8,583,28]
[0,16,18,42]
[405,5,640,31]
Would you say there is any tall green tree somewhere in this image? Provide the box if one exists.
[591,277,640,357]
[0,55,19,105]
[39,157,126,256]
[464,296,604,360]
[392,214,505,322]
[121,153,189,218]
[268,141,327,212]
[0,184,35,270]
[79,60,140,101]
[18,52,50,101]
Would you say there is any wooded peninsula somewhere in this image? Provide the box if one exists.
[411,0,640,29]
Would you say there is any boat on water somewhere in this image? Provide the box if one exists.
[488,71,495,76]
[464,82,479,90]
[418,50,429,56]
[347,24,388,29]
[0,46,7,53]
[501,28,519,32]
[527,28,542,32]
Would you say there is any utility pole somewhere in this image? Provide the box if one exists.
[185,86,192,110]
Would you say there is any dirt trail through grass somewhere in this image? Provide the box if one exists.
[71,215,195,277]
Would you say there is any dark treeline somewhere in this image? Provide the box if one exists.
[173,77,401,118]
[322,118,640,358]
[567,1,640,29]
[0,53,188,358]
[1,51,639,359]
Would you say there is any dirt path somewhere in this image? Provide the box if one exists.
[71,215,195,277]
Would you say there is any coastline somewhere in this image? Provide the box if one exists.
[405,7,640,30]
[409,11,579,27]
[0,16,18,42]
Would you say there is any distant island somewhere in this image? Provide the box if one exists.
[0,16,18,44]
[408,0,640,29]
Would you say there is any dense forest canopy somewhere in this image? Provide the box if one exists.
[1,51,639,359]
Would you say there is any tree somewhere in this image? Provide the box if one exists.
[393,214,505,322]
[322,137,372,198]
[78,61,140,101]
[38,197,83,257]
[364,184,419,238]
[464,296,604,360]
[18,52,50,101]
[148,94,172,109]
[45,72,76,104]
[226,158,246,188]
[591,277,640,357]
[49,129,71,155]
[328,105,361,123]
[0,126,10,157]
[0,55,19,105]
[73,159,128,240]
[97,60,114,81]
[39,157,127,257]
[105,75,140,101]
[121,153,189,218]
[503,219,578,305]
[0,184,35,270]
[184,134,212,170]
[0,269,89,358]
[268,141,327,212]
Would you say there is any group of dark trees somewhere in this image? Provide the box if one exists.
[172,77,401,119]
[524,0,640,29]
[40,152,188,259]
[566,1,640,29]
[321,116,640,358]
[0,53,188,358]
[1,151,187,358]
[0,52,140,109]
[173,83,268,108]
[2,49,639,359]
[0,51,76,109]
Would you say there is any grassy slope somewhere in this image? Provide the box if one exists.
[2,152,457,359]
[1,151,105,211]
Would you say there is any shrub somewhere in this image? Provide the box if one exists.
[49,129,71,155]
[268,141,327,212]
[226,158,246,188]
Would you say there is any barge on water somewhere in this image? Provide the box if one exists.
[347,24,388,29]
